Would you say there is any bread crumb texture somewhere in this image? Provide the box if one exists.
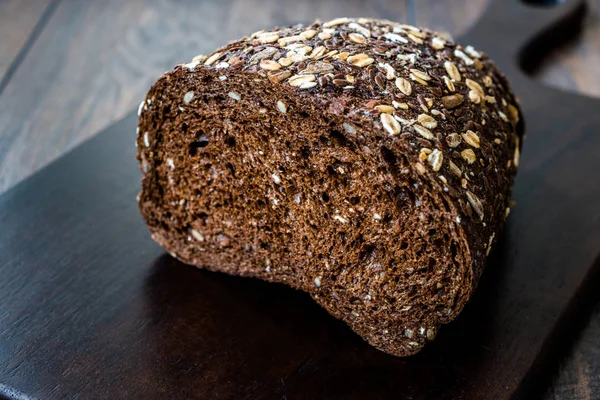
[137,18,523,357]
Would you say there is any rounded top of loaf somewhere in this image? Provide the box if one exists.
[172,17,522,229]
[179,18,521,148]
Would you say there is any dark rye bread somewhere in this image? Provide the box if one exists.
[136,17,523,357]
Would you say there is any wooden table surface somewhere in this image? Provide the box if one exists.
[0,0,598,398]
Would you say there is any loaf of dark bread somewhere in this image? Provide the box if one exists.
[136,18,522,357]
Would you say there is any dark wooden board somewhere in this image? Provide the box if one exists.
[1,1,600,399]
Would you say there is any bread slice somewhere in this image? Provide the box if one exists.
[136,18,522,357]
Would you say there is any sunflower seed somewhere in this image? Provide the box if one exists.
[397,53,418,64]
[442,94,464,109]
[380,63,396,80]
[347,53,375,67]
[260,59,282,70]
[508,104,520,124]
[249,47,279,64]
[462,130,480,148]
[432,37,446,50]
[205,52,223,66]
[443,76,455,92]
[444,61,461,82]
[514,137,520,167]
[279,35,303,46]
[381,113,401,135]
[286,43,312,55]
[302,61,334,74]
[411,75,428,86]
[318,31,332,40]
[395,23,421,32]
[383,32,408,43]
[417,114,437,129]
[376,105,395,113]
[469,90,482,104]
[448,160,462,176]
[183,91,194,104]
[461,149,477,164]
[428,149,443,171]
[465,45,482,59]
[446,133,462,148]
[333,215,349,223]
[408,34,423,44]
[307,46,323,59]
[466,190,484,220]
[415,162,426,174]
[349,32,367,44]
[323,17,350,27]
[191,229,204,242]
[336,52,350,61]
[466,79,485,97]
[300,81,317,89]
[343,123,356,134]
[300,29,317,40]
[278,57,293,67]
[395,77,412,95]
[349,22,371,37]
[323,50,338,58]
[256,31,280,44]
[410,69,431,81]
[392,101,409,109]
[271,173,281,184]
[288,74,316,87]
[183,60,201,71]
[427,328,436,340]
[413,124,434,140]
[454,49,474,65]
[268,70,292,83]
[277,100,287,113]
[314,277,321,287]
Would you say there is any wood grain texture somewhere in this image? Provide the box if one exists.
[0,0,54,82]
[0,0,600,398]
[545,304,600,400]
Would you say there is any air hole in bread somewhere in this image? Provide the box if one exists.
[189,137,209,156]
[224,136,236,147]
